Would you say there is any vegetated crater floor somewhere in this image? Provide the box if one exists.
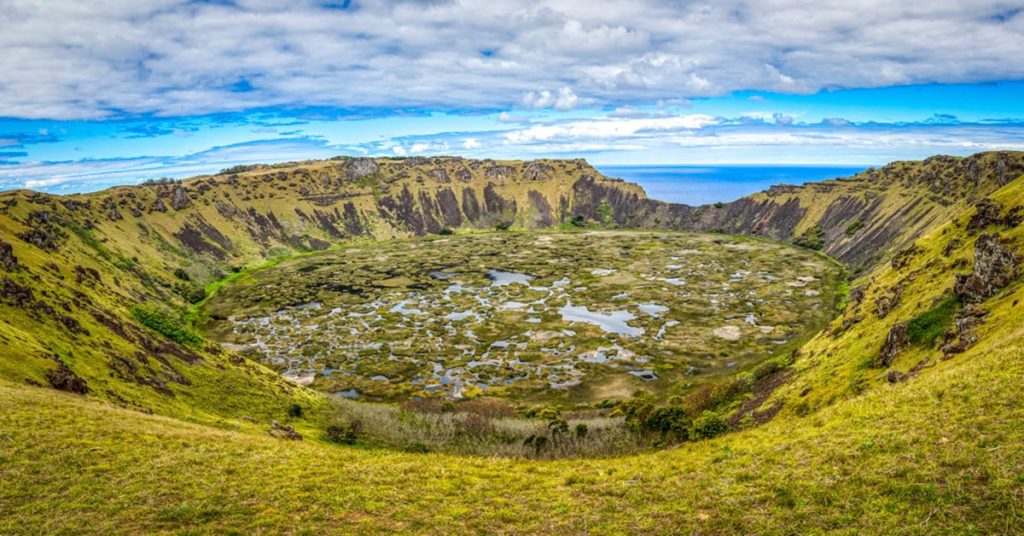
[200,230,842,405]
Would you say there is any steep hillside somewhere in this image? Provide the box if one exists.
[589,151,1024,273]
[2,152,1024,533]
[766,168,1024,420]
[1,152,1019,421]
[0,158,645,418]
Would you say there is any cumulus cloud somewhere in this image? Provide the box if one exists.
[2,1,1023,119]
[521,87,581,111]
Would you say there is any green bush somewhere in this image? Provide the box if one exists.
[131,303,203,347]
[437,228,455,236]
[845,220,864,236]
[793,226,825,250]
[690,412,729,440]
[644,406,691,439]
[326,419,362,445]
[906,295,960,345]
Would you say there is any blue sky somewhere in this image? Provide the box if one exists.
[2,1,1024,192]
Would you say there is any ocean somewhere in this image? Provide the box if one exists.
[595,165,870,206]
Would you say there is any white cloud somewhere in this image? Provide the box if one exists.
[391,145,407,156]
[1,2,1023,119]
[409,143,429,154]
[521,87,580,111]
[462,138,481,149]
[504,114,720,143]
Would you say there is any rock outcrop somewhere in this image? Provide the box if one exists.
[878,322,908,367]
[954,233,1019,304]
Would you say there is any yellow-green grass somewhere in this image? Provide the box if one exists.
[2,319,1022,535]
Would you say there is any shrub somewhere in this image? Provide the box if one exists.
[130,303,203,347]
[574,423,589,438]
[793,226,825,250]
[713,201,724,209]
[690,412,729,440]
[597,200,614,223]
[644,406,691,439]
[287,404,304,419]
[570,215,587,227]
[907,295,960,346]
[495,222,511,231]
[326,419,362,445]
[752,357,787,380]
[845,220,864,236]
[438,227,455,236]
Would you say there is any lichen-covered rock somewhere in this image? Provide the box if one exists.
[940,305,988,357]
[874,285,902,318]
[346,158,378,180]
[878,322,908,367]
[954,233,1019,304]
[150,197,167,213]
[171,185,190,211]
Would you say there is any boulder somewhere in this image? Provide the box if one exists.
[878,322,908,367]
[269,421,303,440]
[954,233,1019,304]
[171,185,190,211]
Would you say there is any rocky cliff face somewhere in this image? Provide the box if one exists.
[584,151,1024,273]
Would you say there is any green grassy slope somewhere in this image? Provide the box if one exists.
[2,324,1022,534]
[2,152,1024,533]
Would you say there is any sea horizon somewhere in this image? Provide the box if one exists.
[596,164,873,206]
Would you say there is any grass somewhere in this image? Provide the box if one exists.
[2,325,1023,534]
[906,295,960,345]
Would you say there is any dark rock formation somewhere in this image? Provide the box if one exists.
[0,240,18,271]
[954,233,1019,304]
[878,322,908,367]
[46,360,89,394]
[967,199,1004,231]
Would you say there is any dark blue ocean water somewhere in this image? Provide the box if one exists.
[595,165,870,206]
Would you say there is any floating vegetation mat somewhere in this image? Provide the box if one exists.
[200,230,841,404]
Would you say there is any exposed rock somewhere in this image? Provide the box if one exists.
[0,240,18,271]
[967,199,1004,231]
[891,245,922,270]
[954,233,1019,304]
[874,285,902,318]
[171,186,190,211]
[940,305,988,358]
[46,360,89,394]
[485,165,515,181]
[428,168,450,183]
[878,322,908,367]
[886,370,906,383]
[347,158,378,180]
[269,421,303,440]
[524,162,554,181]
[150,197,167,213]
